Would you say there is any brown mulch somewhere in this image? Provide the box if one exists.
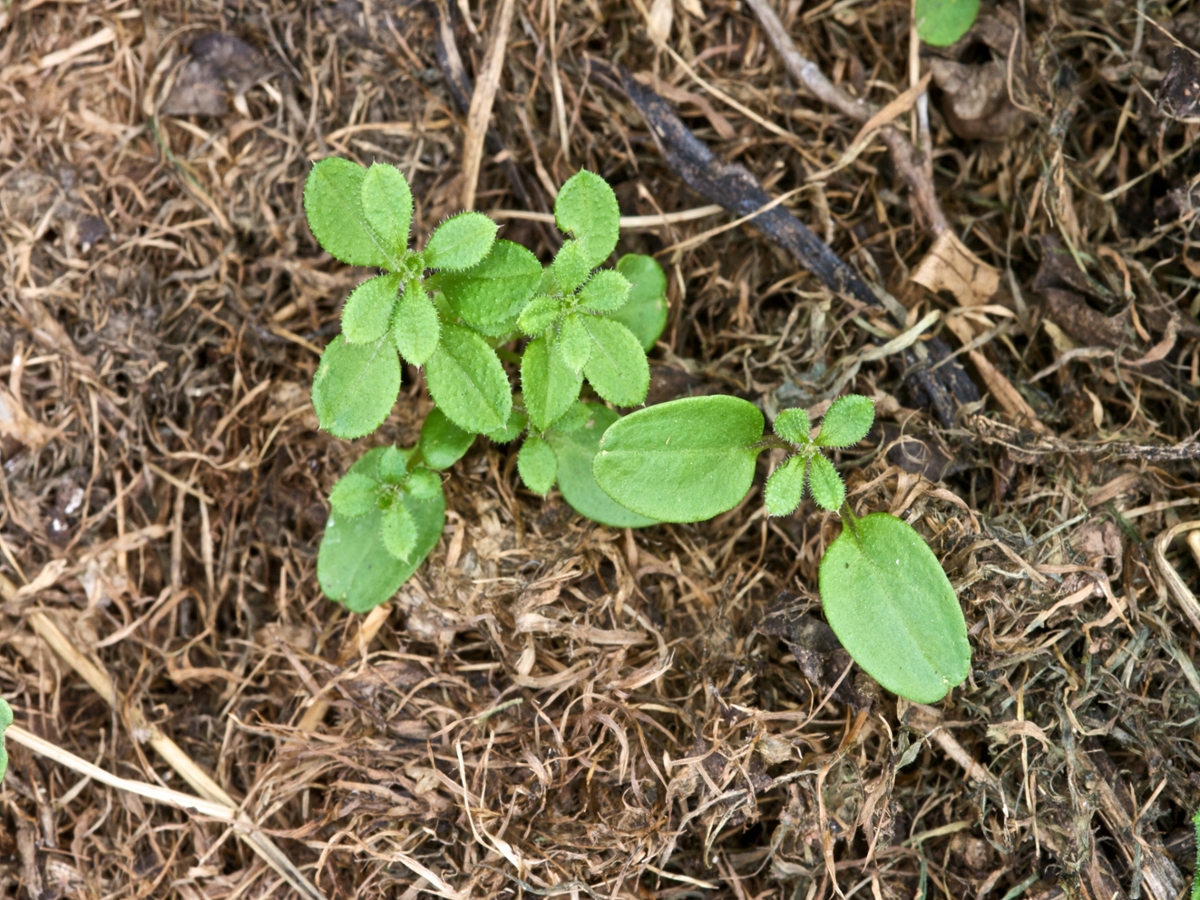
[1,1,1200,899]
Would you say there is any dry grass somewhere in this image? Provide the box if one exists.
[1,1,1199,898]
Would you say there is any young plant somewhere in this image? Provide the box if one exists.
[304,160,666,612]
[592,395,971,703]
[304,160,972,704]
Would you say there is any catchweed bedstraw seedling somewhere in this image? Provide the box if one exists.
[592,395,971,703]
[304,159,970,702]
[304,160,665,612]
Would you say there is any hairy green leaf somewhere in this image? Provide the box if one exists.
[406,468,442,500]
[577,269,631,313]
[329,472,379,517]
[774,408,812,445]
[304,158,393,268]
[361,162,413,259]
[819,513,971,703]
[378,445,414,484]
[764,456,807,517]
[815,395,875,447]
[581,317,649,407]
[914,0,979,46]
[312,335,401,439]
[381,499,418,560]
[593,395,764,522]
[557,314,592,373]
[0,697,11,782]
[419,407,476,470]
[423,211,498,271]
[522,335,582,431]
[552,240,594,294]
[546,404,656,528]
[611,254,668,351]
[437,240,542,327]
[554,170,620,268]
[518,294,562,336]
[517,435,557,495]
[342,274,400,344]
[425,324,512,434]
[318,448,445,613]
[486,407,527,444]
[392,282,440,366]
[807,453,845,511]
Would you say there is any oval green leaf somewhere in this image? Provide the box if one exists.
[554,170,620,268]
[914,0,979,47]
[419,406,476,470]
[381,499,418,561]
[517,435,558,495]
[556,314,592,373]
[423,211,498,271]
[361,162,413,259]
[0,697,12,781]
[773,408,812,445]
[342,274,400,345]
[392,282,440,366]
[581,317,650,408]
[521,335,582,431]
[546,404,656,528]
[577,269,631,314]
[815,395,875,448]
[304,158,393,269]
[312,335,401,439]
[593,395,764,522]
[806,452,845,511]
[438,240,543,327]
[424,324,512,434]
[318,448,446,613]
[818,513,971,703]
[328,471,379,517]
[764,455,806,517]
[612,254,668,351]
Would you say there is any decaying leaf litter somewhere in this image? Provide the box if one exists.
[1,0,1199,897]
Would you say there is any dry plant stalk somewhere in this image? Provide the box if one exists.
[460,0,517,210]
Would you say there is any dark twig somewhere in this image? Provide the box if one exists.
[603,64,978,427]
[742,0,949,236]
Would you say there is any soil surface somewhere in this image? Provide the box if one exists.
[1,1,1199,899]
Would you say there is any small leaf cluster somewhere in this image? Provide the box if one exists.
[763,395,875,517]
[591,393,971,703]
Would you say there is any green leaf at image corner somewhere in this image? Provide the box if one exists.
[312,335,401,439]
[517,435,557,495]
[581,316,649,408]
[914,0,979,47]
[593,395,764,522]
[546,404,656,528]
[818,512,970,703]
[554,169,620,269]
[424,324,512,434]
[318,448,445,613]
[612,254,668,351]
[419,406,476,470]
[342,274,400,345]
[0,696,11,781]
[423,211,498,271]
[304,158,393,269]
[438,240,542,327]
[815,395,875,448]
[361,162,413,260]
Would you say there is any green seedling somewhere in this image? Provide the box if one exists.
[0,697,10,780]
[914,0,979,46]
[592,395,971,703]
[304,160,667,611]
[304,160,971,704]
